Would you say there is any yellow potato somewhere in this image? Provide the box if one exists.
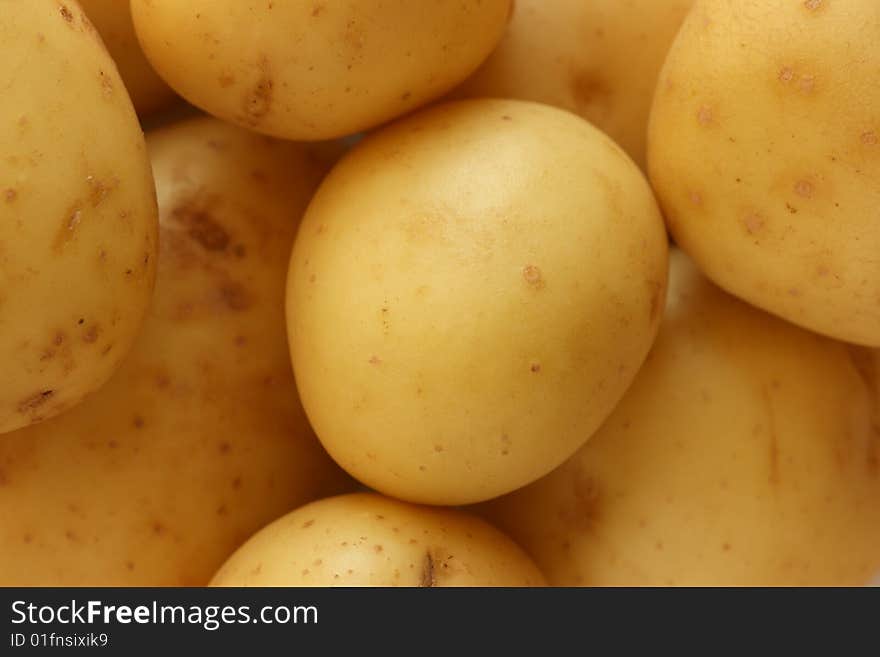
[453,0,695,169]
[648,0,880,345]
[0,1,158,434]
[0,118,352,586]
[287,99,669,505]
[210,493,546,587]
[130,0,512,140]
[479,251,880,586]
[79,0,177,117]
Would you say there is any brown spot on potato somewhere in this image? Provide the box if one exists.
[862,132,878,146]
[368,355,382,365]
[742,213,765,235]
[173,201,230,251]
[522,265,544,289]
[302,519,315,529]
[571,71,611,109]
[218,73,236,88]
[242,57,273,126]
[59,4,73,22]
[87,176,117,206]
[779,67,816,93]
[218,442,231,454]
[530,362,541,373]
[4,189,16,203]
[689,191,703,206]
[420,553,436,587]
[697,105,714,126]
[501,434,511,456]
[133,415,145,429]
[794,180,814,198]
[312,4,325,17]
[54,207,83,252]
[803,0,824,11]
[98,70,113,97]
[219,282,251,311]
[17,390,54,415]
[82,325,99,344]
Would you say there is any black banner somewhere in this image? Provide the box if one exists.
[0,587,873,652]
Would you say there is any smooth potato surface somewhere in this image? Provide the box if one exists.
[79,0,178,117]
[288,99,669,505]
[648,0,880,345]
[130,0,512,140]
[454,0,695,169]
[0,0,158,434]
[0,118,352,586]
[211,493,546,587]
[479,252,880,586]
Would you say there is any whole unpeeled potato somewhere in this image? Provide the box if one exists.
[79,0,177,117]
[454,0,695,169]
[130,0,512,140]
[210,493,546,587]
[288,99,669,506]
[0,118,352,586]
[0,0,158,434]
[648,0,880,345]
[479,252,880,586]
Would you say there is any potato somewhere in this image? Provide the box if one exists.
[287,99,669,506]
[647,0,880,346]
[0,1,158,434]
[479,251,880,586]
[79,0,177,117]
[130,0,512,141]
[210,493,546,587]
[0,118,353,586]
[454,0,694,169]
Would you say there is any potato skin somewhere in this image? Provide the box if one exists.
[79,0,177,117]
[647,0,880,345]
[287,99,669,506]
[0,118,352,586]
[0,1,158,434]
[454,0,694,169]
[130,0,512,140]
[479,251,880,586]
[210,493,546,587]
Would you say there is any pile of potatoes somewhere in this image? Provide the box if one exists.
[0,0,877,587]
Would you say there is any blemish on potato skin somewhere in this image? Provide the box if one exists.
[862,132,878,146]
[501,434,511,456]
[420,553,436,587]
[4,189,16,203]
[522,265,544,289]
[778,67,816,94]
[98,70,113,98]
[696,105,715,126]
[241,57,274,127]
[17,390,54,415]
[530,363,541,373]
[54,207,83,252]
[82,325,99,344]
[570,71,611,109]
[219,282,252,311]
[218,73,236,88]
[794,180,814,198]
[59,4,74,23]
[368,355,382,365]
[803,0,824,11]
[742,213,765,236]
